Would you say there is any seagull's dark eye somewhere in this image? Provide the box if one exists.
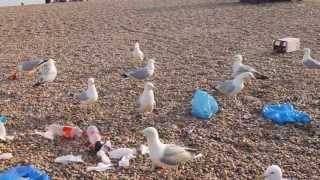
[270,172,275,174]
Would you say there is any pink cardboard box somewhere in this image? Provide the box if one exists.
[273,37,300,53]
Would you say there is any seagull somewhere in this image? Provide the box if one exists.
[303,48,320,69]
[33,59,57,87]
[258,165,286,180]
[132,42,144,61]
[232,54,268,79]
[76,78,98,105]
[142,127,200,172]
[137,82,156,114]
[8,59,47,80]
[215,72,255,105]
[122,59,155,80]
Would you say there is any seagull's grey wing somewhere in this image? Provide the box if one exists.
[216,81,236,95]
[76,91,89,102]
[160,145,193,166]
[234,65,256,77]
[127,68,150,80]
[21,59,46,71]
[303,59,320,69]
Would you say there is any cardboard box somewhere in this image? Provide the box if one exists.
[273,37,300,53]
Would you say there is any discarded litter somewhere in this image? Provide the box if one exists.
[119,154,136,168]
[191,90,219,119]
[0,153,13,160]
[54,154,84,164]
[97,150,111,164]
[262,103,311,125]
[183,124,197,136]
[109,148,137,159]
[0,122,14,141]
[35,124,82,140]
[0,165,50,180]
[139,145,149,155]
[86,125,105,153]
[0,115,7,123]
[86,162,114,172]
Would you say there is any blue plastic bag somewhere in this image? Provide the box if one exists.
[0,165,51,180]
[191,90,219,119]
[0,115,7,123]
[262,103,311,125]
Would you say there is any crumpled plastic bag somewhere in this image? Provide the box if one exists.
[139,145,149,155]
[109,148,137,159]
[262,103,311,125]
[0,115,7,123]
[34,130,54,140]
[0,153,13,160]
[54,155,84,165]
[118,154,136,168]
[191,90,219,119]
[0,123,14,141]
[86,162,114,172]
[0,165,50,180]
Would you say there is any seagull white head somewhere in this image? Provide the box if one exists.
[144,82,155,90]
[87,78,95,85]
[263,165,282,180]
[135,42,140,49]
[304,48,311,55]
[47,58,56,64]
[148,58,155,65]
[142,127,159,141]
[233,54,243,63]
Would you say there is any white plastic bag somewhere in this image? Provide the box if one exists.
[0,153,13,160]
[140,145,149,155]
[86,162,114,172]
[109,148,137,159]
[0,123,14,141]
[34,130,54,140]
[118,154,135,168]
[54,154,84,164]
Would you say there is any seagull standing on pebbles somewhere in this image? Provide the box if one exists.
[8,59,47,80]
[142,127,200,172]
[137,82,155,114]
[122,59,155,80]
[215,72,255,105]
[132,42,144,61]
[302,48,320,69]
[259,165,286,180]
[76,78,98,105]
[33,59,57,87]
[232,54,268,79]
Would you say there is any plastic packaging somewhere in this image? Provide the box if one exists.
[86,125,106,153]
[139,145,149,155]
[262,103,311,125]
[54,154,84,164]
[0,115,7,123]
[109,148,137,159]
[118,154,135,168]
[86,162,114,172]
[191,90,219,119]
[0,153,13,160]
[0,165,50,180]
[0,123,14,141]
[35,124,83,140]
[97,150,111,164]
[0,123,6,141]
